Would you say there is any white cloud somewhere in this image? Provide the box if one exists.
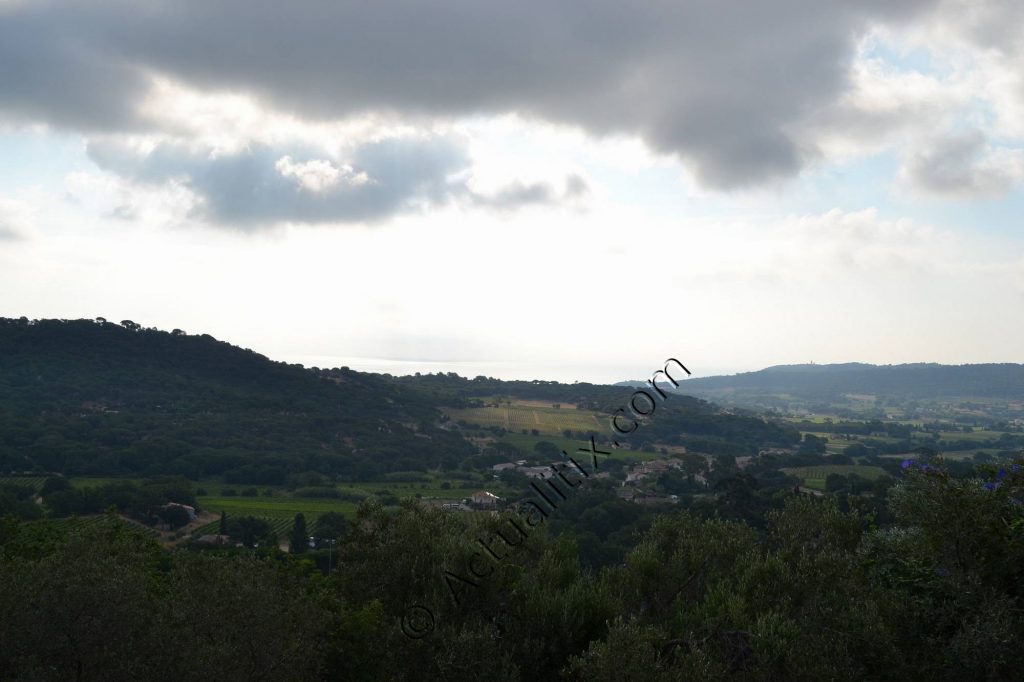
[275,156,369,193]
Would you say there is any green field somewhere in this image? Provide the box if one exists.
[69,477,135,489]
[447,403,605,435]
[936,430,1007,442]
[336,481,489,498]
[196,495,359,520]
[781,464,889,491]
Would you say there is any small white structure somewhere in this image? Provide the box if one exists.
[164,502,197,520]
[520,466,556,480]
[471,491,501,507]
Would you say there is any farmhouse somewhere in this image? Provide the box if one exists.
[164,502,197,520]
[520,466,556,480]
[471,491,501,507]
[491,462,517,472]
[194,534,230,546]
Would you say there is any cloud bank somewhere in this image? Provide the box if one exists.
[1,0,941,189]
[4,0,1024,227]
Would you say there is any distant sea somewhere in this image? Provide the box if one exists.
[274,354,743,385]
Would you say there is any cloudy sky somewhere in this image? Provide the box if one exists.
[2,0,1023,382]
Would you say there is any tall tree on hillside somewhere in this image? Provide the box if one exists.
[219,510,227,535]
[289,513,308,554]
[314,511,347,544]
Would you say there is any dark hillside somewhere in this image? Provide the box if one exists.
[0,318,472,480]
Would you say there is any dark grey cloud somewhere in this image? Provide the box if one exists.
[87,134,589,226]
[87,136,473,227]
[900,131,1024,198]
[1,0,940,189]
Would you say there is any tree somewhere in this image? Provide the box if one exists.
[227,516,273,548]
[681,454,707,484]
[534,441,561,458]
[40,476,71,497]
[289,513,308,554]
[159,505,191,530]
[219,510,228,535]
[315,511,347,543]
[825,473,848,493]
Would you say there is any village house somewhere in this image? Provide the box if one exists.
[520,466,556,480]
[193,534,230,546]
[625,470,651,484]
[471,491,501,507]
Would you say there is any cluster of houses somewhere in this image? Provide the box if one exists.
[488,455,712,507]
[616,458,693,505]
[491,459,612,481]
[421,489,504,513]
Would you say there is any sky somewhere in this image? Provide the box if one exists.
[1,0,1023,383]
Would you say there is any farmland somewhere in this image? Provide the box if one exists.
[446,402,606,435]
[190,496,358,541]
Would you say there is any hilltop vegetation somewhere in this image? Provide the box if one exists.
[0,317,802,484]
[0,317,473,482]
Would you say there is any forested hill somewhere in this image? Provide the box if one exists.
[0,317,799,480]
[0,317,473,480]
[682,362,1024,401]
[394,372,799,454]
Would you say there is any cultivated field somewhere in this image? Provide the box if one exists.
[0,476,47,491]
[447,402,606,435]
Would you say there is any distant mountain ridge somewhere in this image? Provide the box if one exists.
[678,362,1024,401]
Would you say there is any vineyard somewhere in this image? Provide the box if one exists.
[0,476,47,492]
[192,515,322,538]
[781,464,888,491]
[27,514,163,538]
[194,496,358,535]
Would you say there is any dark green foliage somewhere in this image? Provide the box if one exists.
[158,504,191,529]
[2,467,1024,681]
[223,515,275,548]
[0,482,42,520]
[289,512,308,554]
[314,511,347,542]
[0,317,474,481]
[42,476,195,523]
